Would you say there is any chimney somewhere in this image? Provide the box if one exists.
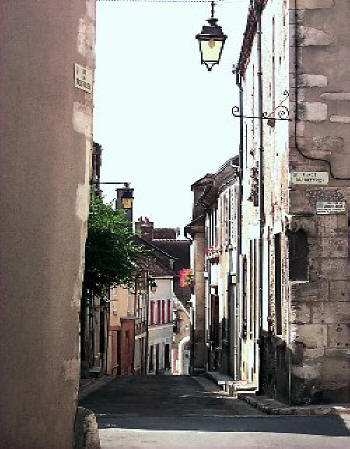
[135,217,154,242]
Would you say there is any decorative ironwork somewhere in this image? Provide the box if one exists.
[232,90,291,122]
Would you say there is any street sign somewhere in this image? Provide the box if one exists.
[74,63,92,93]
[290,172,329,185]
[316,201,346,214]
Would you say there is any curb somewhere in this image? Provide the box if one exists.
[75,407,100,449]
[79,375,115,401]
[239,393,350,416]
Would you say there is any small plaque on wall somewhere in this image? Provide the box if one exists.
[316,201,346,214]
[290,172,329,185]
[74,63,92,93]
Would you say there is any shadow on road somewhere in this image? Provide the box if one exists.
[94,415,350,437]
[80,375,350,437]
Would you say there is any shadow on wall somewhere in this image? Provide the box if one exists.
[259,332,350,405]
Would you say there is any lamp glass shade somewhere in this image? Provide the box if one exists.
[150,281,157,294]
[199,38,225,70]
[121,197,133,209]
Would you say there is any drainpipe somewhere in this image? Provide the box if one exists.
[190,304,195,375]
[257,1,264,393]
[233,68,244,382]
[144,271,150,375]
[288,0,301,405]
[132,279,138,374]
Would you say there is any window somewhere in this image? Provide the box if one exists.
[288,229,308,281]
[271,17,276,115]
[224,193,230,245]
[165,344,170,370]
[149,345,154,372]
[228,189,232,245]
[167,299,171,323]
[274,234,282,335]
[348,213,350,258]
[150,301,155,325]
[157,300,161,324]
[242,255,248,339]
[249,240,258,338]
[282,0,287,27]
[161,300,165,324]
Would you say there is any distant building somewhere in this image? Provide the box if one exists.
[106,219,179,377]
[135,217,191,375]
[185,157,239,376]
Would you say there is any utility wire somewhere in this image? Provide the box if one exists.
[97,0,224,3]
[96,0,248,4]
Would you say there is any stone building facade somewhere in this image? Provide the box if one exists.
[188,0,349,405]
[0,1,95,447]
[186,158,239,377]
[234,0,350,403]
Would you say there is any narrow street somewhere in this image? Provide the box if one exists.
[80,376,350,449]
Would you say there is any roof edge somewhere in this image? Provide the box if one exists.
[237,0,268,76]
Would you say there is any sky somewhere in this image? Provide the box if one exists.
[94,0,250,233]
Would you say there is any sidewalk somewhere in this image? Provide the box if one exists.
[239,393,350,416]
[204,372,350,416]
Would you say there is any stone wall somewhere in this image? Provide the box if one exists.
[238,0,349,404]
[288,0,350,403]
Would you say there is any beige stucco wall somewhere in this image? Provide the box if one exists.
[191,229,207,371]
[0,1,95,447]
[109,286,131,328]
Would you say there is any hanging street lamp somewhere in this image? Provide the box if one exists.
[149,279,158,294]
[195,1,227,71]
[121,188,134,210]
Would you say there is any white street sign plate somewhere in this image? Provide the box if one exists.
[316,201,346,214]
[291,172,329,185]
[74,63,92,93]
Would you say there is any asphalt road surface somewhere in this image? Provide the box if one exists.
[80,375,350,449]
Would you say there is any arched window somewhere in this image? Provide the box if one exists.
[288,229,308,281]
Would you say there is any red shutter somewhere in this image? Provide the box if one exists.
[168,299,171,323]
[161,300,165,324]
[157,300,161,324]
[150,301,154,325]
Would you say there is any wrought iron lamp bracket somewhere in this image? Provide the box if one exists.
[232,90,291,122]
